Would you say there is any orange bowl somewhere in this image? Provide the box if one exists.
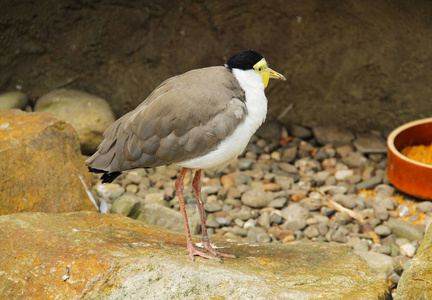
[387,118,432,200]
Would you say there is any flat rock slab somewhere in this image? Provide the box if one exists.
[0,212,390,300]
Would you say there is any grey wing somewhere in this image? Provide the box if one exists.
[86,67,247,173]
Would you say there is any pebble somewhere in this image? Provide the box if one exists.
[96,183,125,200]
[374,225,392,236]
[416,201,432,213]
[290,125,312,139]
[399,243,416,258]
[238,158,255,170]
[385,219,424,241]
[334,169,354,181]
[241,190,272,208]
[356,176,382,190]
[204,201,222,212]
[304,225,320,238]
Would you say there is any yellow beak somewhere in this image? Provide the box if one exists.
[269,68,286,81]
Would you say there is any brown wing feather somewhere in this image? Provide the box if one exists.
[86,66,246,173]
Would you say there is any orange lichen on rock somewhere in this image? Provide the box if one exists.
[401,143,432,165]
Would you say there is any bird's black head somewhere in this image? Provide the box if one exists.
[226,50,264,70]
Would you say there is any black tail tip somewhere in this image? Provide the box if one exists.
[88,166,122,183]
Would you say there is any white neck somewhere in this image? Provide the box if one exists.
[232,68,267,128]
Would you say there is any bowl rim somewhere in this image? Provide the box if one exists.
[387,117,432,169]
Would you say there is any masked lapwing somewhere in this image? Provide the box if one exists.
[87,50,286,261]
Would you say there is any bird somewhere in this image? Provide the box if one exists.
[86,50,286,261]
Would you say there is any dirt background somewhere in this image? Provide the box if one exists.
[1,0,432,133]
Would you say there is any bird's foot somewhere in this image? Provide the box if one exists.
[200,241,238,259]
[187,244,222,262]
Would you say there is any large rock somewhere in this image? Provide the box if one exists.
[35,89,115,154]
[0,110,97,214]
[397,218,432,299]
[0,91,27,110]
[0,211,391,299]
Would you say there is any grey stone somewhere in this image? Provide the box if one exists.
[229,226,248,237]
[290,125,312,139]
[144,192,165,205]
[256,233,271,243]
[215,217,231,227]
[241,190,273,208]
[111,194,142,217]
[268,198,287,209]
[281,147,297,163]
[317,222,329,236]
[247,227,267,243]
[374,203,389,220]
[274,176,294,190]
[312,125,355,147]
[313,148,330,161]
[270,212,284,224]
[313,171,331,186]
[96,183,125,200]
[381,197,396,210]
[35,89,115,154]
[353,133,387,154]
[282,219,307,231]
[304,225,320,238]
[374,184,395,198]
[371,244,392,255]
[234,173,252,185]
[258,212,271,229]
[355,251,399,274]
[329,230,347,243]
[416,201,432,213]
[204,201,222,212]
[374,225,392,236]
[399,243,416,258]
[385,219,424,241]
[342,151,368,168]
[281,203,309,220]
[354,240,370,252]
[201,185,221,195]
[238,158,255,170]
[125,170,144,185]
[137,202,200,234]
[333,194,356,209]
[321,206,336,216]
[389,273,400,284]
[356,175,383,190]
[278,162,299,174]
[334,169,354,181]
[367,218,381,229]
[255,120,282,140]
[0,91,27,110]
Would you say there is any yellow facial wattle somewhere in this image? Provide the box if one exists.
[253,58,286,88]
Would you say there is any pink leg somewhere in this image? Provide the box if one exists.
[192,169,237,259]
[175,168,218,261]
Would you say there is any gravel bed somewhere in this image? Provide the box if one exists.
[91,122,431,294]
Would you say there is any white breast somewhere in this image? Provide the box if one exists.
[178,69,267,170]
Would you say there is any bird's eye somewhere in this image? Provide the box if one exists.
[257,67,262,72]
